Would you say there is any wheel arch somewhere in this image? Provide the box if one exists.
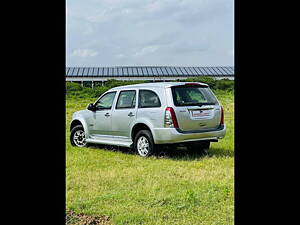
[131,123,152,141]
[70,118,89,137]
[70,120,83,131]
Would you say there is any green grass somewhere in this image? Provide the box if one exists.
[66,91,234,225]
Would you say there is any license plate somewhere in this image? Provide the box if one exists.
[192,110,211,117]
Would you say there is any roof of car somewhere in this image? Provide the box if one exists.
[110,82,208,90]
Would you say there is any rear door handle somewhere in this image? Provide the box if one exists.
[128,112,135,117]
[104,113,110,117]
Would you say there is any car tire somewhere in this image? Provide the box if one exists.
[187,141,210,154]
[70,125,87,147]
[134,130,156,157]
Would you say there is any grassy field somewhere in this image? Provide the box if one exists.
[66,90,234,225]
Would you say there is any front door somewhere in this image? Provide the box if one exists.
[90,91,117,136]
[111,90,137,138]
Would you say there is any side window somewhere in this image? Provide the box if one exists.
[139,90,161,108]
[116,90,136,109]
[94,92,116,110]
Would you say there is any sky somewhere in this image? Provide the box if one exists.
[66,0,234,67]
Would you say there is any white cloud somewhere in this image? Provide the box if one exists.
[72,49,98,57]
[115,53,125,58]
[134,45,160,57]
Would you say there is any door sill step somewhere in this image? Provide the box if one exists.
[86,138,133,148]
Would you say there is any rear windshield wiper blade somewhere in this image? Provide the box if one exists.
[180,102,216,106]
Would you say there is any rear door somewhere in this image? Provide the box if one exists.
[170,84,222,131]
[111,90,137,138]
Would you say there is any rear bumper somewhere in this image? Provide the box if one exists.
[152,124,226,144]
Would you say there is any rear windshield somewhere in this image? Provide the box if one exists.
[171,86,218,106]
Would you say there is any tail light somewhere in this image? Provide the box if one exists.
[220,106,224,125]
[165,107,179,128]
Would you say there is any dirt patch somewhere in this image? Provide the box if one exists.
[66,210,111,225]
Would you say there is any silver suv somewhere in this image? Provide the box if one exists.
[70,82,226,157]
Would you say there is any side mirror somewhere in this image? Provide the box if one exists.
[87,103,95,111]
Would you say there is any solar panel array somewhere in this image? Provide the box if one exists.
[66,66,234,77]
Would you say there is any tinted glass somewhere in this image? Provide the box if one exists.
[116,91,136,109]
[139,90,161,108]
[94,92,116,110]
[171,86,218,106]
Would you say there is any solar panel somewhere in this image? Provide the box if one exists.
[189,67,198,75]
[110,67,116,76]
[222,67,232,75]
[142,67,148,76]
[77,67,84,76]
[168,67,177,76]
[83,67,89,76]
[98,68,103,76]
[66,67,72,76]
[149,67,157,76]
[144,67,151,75]
[217,67,229,75]
[183,67,194,75]
[102,68,108,76]
[209,67,221,76]
[107,68,111,76]
[175,67,187,75]
[193,67,203,75]
[218,67,227,75]
[145,67,152,76]
[115,67,120,76]
[65,66,234,78]
[172,67,182,76]
[127,67,133,76]
[165,67,173,76]
[123,67,129,76]
[137,67,144,76]
[87,68,93,76]
[215,67,226,75]
[207,67,215,75]
[227,67,234,73]
[197,67,207,75]
[72,68,79,76]
[160,67,169,76]
[132,67,139,76]
[203,67,214,75]
[154,67,162,75]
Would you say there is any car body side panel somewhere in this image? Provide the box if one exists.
[71,110,93,138]
[135,87,166,142]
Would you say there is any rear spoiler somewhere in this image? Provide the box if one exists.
[173,82,209,88]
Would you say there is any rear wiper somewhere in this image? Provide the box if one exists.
[183,103,216,106]
[180,103,203,106]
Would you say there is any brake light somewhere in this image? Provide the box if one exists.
[165,107,179,128]
[220,106,224,125]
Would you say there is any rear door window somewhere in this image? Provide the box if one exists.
[138,90,161,108]
[171,86,218,106]
[116,90,136,109]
